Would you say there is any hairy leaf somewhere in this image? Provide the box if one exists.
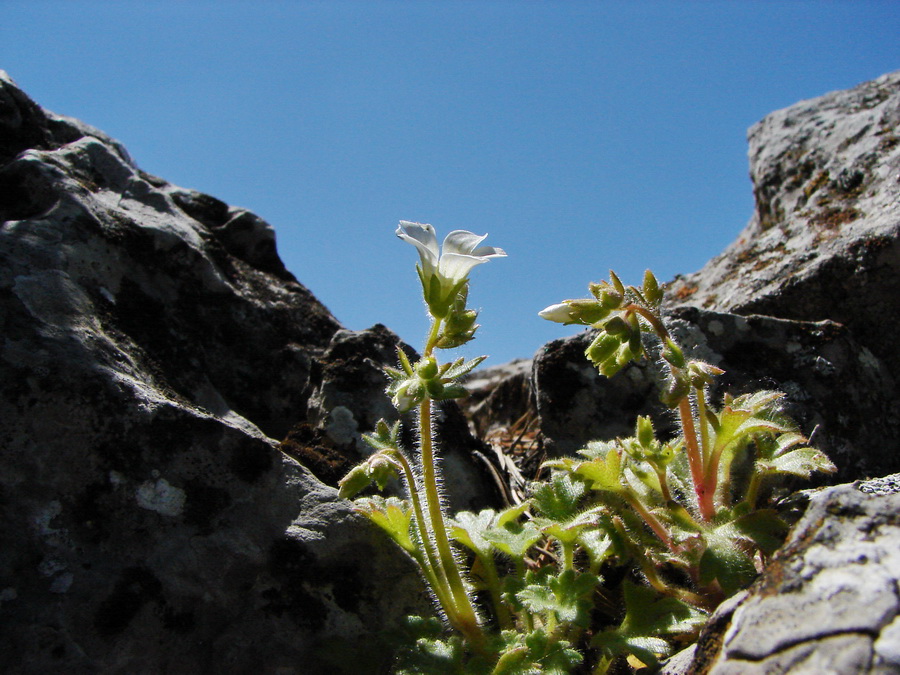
[517,569,600,628]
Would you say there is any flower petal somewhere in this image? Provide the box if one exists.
[396,221,439,273]
[471,244,507,259]
[539,303,577,323]
[439,252,489,284]
[443,230,489,256]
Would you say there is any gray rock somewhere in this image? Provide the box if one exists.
[0,70,447,673]
[659,482,900,674]
[668,70,900,380]
[462,358,533,439]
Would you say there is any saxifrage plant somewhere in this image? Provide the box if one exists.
[339,222,836,674]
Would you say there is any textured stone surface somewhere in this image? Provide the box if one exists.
[462,358,533,438]
[668,70,900,379]
[660,479,900,674]
[0,70,462,673]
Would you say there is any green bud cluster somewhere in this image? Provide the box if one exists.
[385,348,485,413]
[434,287,479,349]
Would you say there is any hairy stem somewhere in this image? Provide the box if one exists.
[623,491,675,553]
[476,552,512,630]
[418,397,485,647]
[388,450,454,612]
[695,386,719,517]
[679,397,714,521]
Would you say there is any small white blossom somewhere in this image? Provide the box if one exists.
[396,220,506,316]
[538,303,578,324]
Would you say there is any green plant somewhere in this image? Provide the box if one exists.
[340,225,836,674]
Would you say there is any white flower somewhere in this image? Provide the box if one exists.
[397,221,506,284]
[538,303,578,324]
[396,221,506,316]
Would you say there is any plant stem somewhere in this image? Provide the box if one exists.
[679,397,714,521]
[477,552,512,630]
[623,491,675,553]
[388,450,455,612]
[695,386,719,518]
[418,397,485,647]
[424,317,442,356]
[625,303,669,340]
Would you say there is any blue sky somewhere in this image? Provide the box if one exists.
[3,2,898,365]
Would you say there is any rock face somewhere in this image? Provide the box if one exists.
[0,70,495,673]
[526,71,900,483]
[668,70,900,382]
[660,477,900,674]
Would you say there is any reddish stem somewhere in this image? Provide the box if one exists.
[679,397,714,521]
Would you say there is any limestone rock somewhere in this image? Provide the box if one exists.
[668,71,900,379]
[659,478,900,674]
[0,70,448,673]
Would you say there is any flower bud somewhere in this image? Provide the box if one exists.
[689,361,725,387]
[661,338,686,369]
[603,315,630,336]
[642,269,663,305]
[416,356,439,379]
[636,416,655,448]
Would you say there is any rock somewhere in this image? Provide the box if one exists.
[296,323,503,512]
[0,69,496,673]
[462,358,533,438]
[501,71,900,484]
[668,71,900,379]
[534,306,900,481]
[659,477,900,674]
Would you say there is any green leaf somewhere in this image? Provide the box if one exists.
[733,509,788,555]
[574,448,624,494]
[394,633,475,675]
[449,509,498,557]
[442,355,488,381]
[577,527,614,568]
[529,472,588,521]
[592,580,707,668]
[534,515,595,547]
[577,439,618,460]
[489,630,582,675]
[353,496,418,554]
[338,449,402,498]
[496,502,530,528]
[484,520,543,559]
[643,269,663,305]
[609,270,626,296]
[516,569,600,628]
[758,445,837,478]
[338,463,375,499]
[698,529,758,595]
[619,580,707,637]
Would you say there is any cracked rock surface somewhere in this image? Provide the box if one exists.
[661,479,900,674]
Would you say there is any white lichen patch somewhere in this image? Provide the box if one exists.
[136,478,186,517]
[326,406,358,446]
